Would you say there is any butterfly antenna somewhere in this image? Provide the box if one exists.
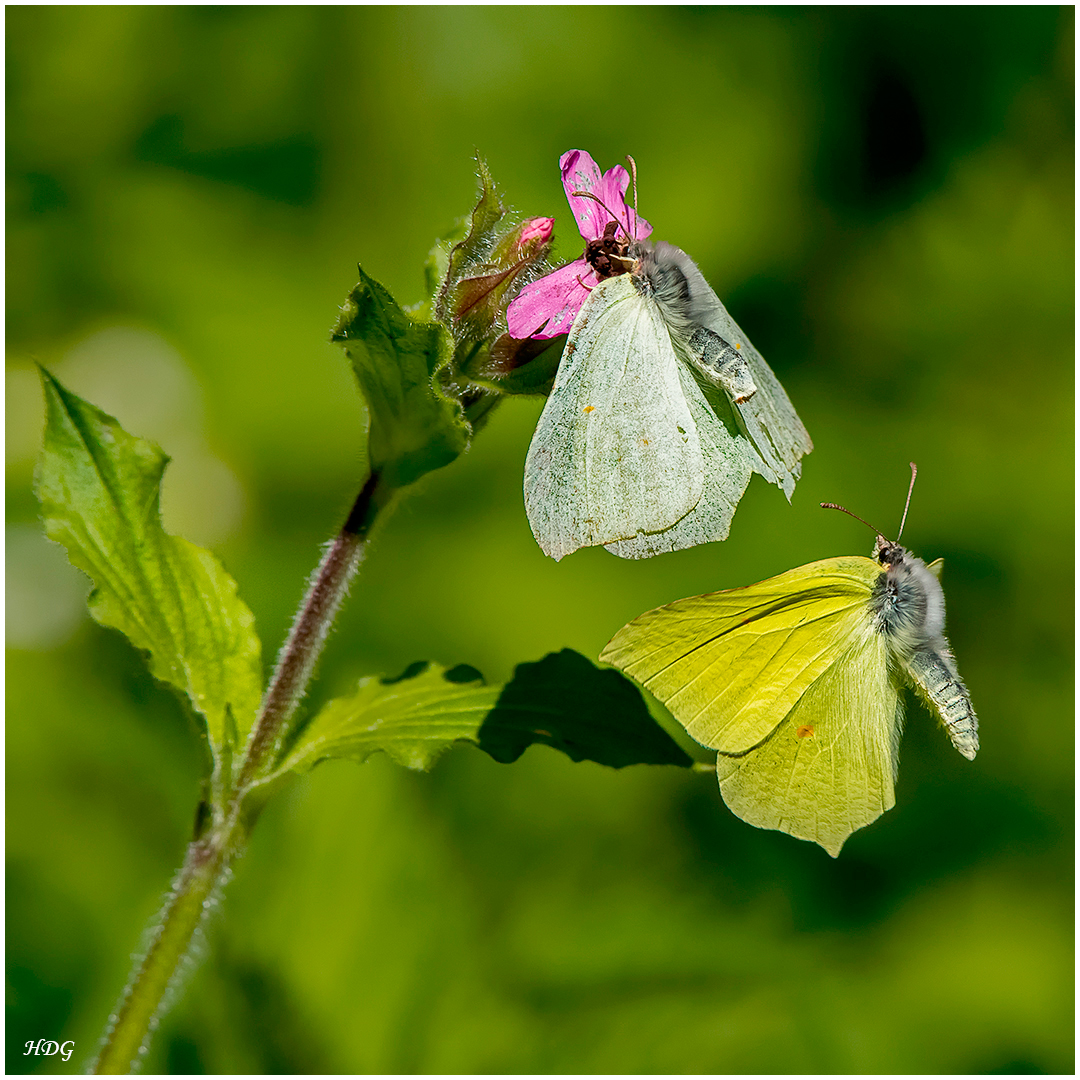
[896,462,918,542]
[570,190,633,243]
[626,154,639,240]
[820,502,887,537]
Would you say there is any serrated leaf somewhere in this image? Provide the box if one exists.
[279,649,692,776]
[280,662,500,773]
[333,268,471,489]
[34,369,263,760]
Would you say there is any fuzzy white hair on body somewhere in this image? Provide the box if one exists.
[872,544,948,658]
[823,465,980,763]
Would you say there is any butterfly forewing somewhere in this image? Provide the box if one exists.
[601,557,879,754]
[524,275,704,560]
[717,629,902,857]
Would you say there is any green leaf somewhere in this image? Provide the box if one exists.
[423,224,464,307]
[465,333,565,397]
[477,649,693,768]
[280,661,499,773]
[279,649,692,775]
[442,157,506,292]
[333,268,471,489]
[424,157,506,325]
[33,369,263,760]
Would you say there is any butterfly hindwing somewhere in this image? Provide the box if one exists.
[603,363,753,558]
[717,629,903,857]
[678,256,813,498]
[524,275,703,560]
[600,557,880,755]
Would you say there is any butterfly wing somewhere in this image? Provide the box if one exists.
[601,555,902,856]
[524,274,704,561]
[680,258,813,498]
[604,363,753,558]
[600,557,879,754]
[716,629,902,857]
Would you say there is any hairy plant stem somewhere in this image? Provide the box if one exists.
[91,820,239,1073]
[237,470,385,790]
[92,472,388,1074]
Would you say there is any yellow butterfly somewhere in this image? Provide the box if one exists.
[600,465,978,856]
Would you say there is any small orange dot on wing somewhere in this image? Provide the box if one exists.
[735,343,742,350]
[796,725,815,739]
[583,405,595,413]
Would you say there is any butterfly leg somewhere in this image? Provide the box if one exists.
[688,327,758,404]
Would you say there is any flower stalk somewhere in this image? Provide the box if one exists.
[91,824,236,1073]
[92,472,393,1074]
[236,471,387,790]
[90,155,553,1073]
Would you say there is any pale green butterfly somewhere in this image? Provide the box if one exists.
[523,171,812,561]
[599,465,979,856]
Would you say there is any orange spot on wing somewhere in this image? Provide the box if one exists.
[796,725,815,739]
[642,438,649,445]
[583,405,595,413]
[735,343,742,350]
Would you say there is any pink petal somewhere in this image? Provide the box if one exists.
[560,150,607,241]
[560,149,653,243]
[594,166,652,242]
[507,259,597,340]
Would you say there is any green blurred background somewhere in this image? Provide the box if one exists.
[7,7,1073,1074]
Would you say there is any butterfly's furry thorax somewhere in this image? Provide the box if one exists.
[629,241,698,341]
[870,539,947,657]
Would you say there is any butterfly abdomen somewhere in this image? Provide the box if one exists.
[687,327,757,403]
[904,646,980,760]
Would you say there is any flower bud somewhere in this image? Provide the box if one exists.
[448,217,555,344]
[488,217,555,267]
[517,216,555,249]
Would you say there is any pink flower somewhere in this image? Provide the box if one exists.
[507,150,652,340]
